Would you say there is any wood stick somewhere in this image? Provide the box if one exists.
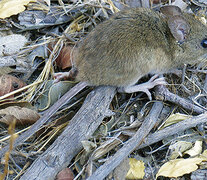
[0,82,88,159]
[155,85,206,114]
[19,86,116,180]
[86,101,164,180]
[138,112,207,149]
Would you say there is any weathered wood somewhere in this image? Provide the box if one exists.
[86,101,164,180]
[0,82,88,159]
[155,85,206,114]
[20,86,116,180]
[138,112,207,149]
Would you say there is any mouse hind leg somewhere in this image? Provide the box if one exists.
[118,75,167,100]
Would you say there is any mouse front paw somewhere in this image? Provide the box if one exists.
[53,72,70,83]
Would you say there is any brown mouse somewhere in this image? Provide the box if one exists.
[1,5,207,161]
[54,5,207,100]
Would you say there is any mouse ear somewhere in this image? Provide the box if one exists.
[160,5,182,17]
[167,15,190,42]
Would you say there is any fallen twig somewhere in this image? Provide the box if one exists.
[0,82,88,159]
[155,85,206,114]
[19,86,116,180]
[86,101,164,180]
[138,112,207,149]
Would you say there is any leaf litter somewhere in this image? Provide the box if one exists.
[0,0,207,179]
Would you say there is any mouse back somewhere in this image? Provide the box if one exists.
[74,8,174,87]
[74,6,207,87]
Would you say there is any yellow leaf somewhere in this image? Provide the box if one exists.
[126,158,145,179]
[198,149,207,161]
[185,140,202,157]
[169,141,192,159]
[156,158,202,178]
[202,149,207,156]
[0,0,36,19]
[159,113,192,129]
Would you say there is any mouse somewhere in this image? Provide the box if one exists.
[54,5,207,101]
[1,5,207,161]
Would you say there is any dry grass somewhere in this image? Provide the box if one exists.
[0,0,207,179]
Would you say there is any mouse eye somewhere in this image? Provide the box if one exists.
[201,39,207,48]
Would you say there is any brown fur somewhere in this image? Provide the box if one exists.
[74,8,207,87]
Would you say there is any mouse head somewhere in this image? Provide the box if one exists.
[161,5,207,64]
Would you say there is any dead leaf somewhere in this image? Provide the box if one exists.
[48,41,75,69]
[81,140,97,153]
[160,113,192,129]
[199,149,207,161]
[0,101,35,110]
[91,133,127,160]
[35,81,74,111]
[0,0,36,19]
[93,124,108,137]
[126,158,145,179]
[201,149,207,157]
[157,145,207,178]
[185,140,203,157]
[0,74,26,98]
[56,168,74,180]
[169,141,192,159]
[156,158,203,178]
[55,46,74,69]
[0,34,27,56]
[0,106,40,125]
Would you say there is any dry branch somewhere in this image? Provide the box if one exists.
[155,85,206,114]
[0,82,88,159]
[138,112,207,149]
[86,101,164,180]
[19,86,116,180]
